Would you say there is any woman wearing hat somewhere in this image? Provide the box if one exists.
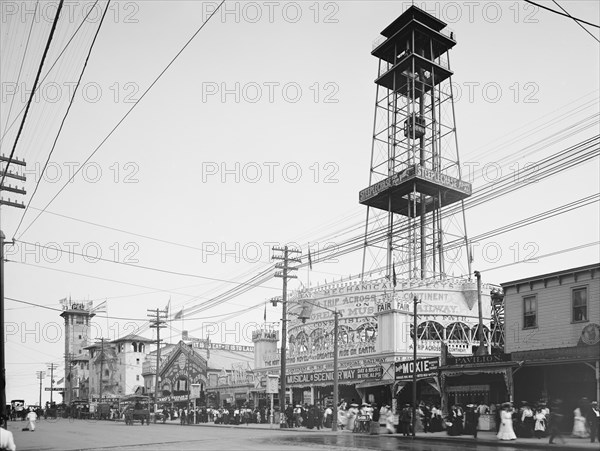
[520,402,535,438]
[337,402,348,431]
[572,403,589,438]
[534,406,547,439]
[497,402,517,441]
[347,403,359,432]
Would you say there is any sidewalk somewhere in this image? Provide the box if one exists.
[158,419,600,449]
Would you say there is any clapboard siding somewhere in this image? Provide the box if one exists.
[503,265,600,353]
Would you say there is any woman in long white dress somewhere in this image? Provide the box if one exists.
[572,407,589,438]
[346,404,359,432]
[534,408,547,438]
[497,403,517,440]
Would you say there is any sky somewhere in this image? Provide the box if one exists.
[1,0,598,405]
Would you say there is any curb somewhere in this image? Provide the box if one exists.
[392,434,598,450]
[155,421,338,433]
[162,422,600,448]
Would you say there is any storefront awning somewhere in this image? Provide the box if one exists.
[355,380,394,389]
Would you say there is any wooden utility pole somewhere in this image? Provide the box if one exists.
[36,371,45,407]
[271,245,300,419]
[1,154,26,423]
[474,271,487,356]
[412,296,421,439]
[47,363,58,404]
[99,338,105,399]
[148,307,167,412]
[64,353,75,403]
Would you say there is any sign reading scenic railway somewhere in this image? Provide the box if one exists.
[394,357,439,380]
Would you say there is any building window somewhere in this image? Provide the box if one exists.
[76,316,84,324]
[523,295,537,328]
[78,335,82,339]
[136,358,140,364]
[136,375,140,381]
[572,287,588,322]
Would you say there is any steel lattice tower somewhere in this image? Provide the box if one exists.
[360,6,472,281]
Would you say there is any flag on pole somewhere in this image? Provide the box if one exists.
[174,308,184,320]
[56,377,64,385]
[93,300,107,314]
[165,297,171,314]
[392,262,397,287]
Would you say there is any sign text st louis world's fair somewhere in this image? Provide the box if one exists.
[394,357,439,381]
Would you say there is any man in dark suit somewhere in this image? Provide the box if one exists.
[588,401,600,443]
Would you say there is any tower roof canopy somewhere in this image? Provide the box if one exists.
[111,334,153,343]
[381,5,447,38]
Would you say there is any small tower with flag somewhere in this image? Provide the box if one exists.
[60,298,96,404]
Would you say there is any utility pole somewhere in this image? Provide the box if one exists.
[412,296,421,439]
[47,363,58,405]
[1,154,27,422]
[64,353,75,403]
[99,338,105,400]
[474,271,487,356]
[36,371,45,407]
[148,307,167,413]
[271,245,300,420]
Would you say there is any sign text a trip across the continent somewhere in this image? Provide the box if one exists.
[394,357,439,380]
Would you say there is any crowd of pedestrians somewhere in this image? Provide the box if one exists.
[157,405,275,425]
[490,398,600,445]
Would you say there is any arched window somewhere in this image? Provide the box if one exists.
[104,369,109,376]
[139,343,145,353]
[132,342,138,352]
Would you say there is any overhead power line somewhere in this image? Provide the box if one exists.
[1,1,39,146]
[13,239,279,291]
[0,0,100,148]
[523,0,600,28]
[551,0,600,43]
[1,0,64,189]
[14,0,226,240]
[13,0,112,236]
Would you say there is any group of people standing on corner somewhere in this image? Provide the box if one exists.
[495,398,600,445]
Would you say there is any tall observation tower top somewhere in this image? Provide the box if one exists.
[380,5,448,37]
[359,4,471,282]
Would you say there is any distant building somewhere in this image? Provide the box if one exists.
[60,299,95,404]
[141,335,254,409]
[502,263,600,407]
[86,334,152,400]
